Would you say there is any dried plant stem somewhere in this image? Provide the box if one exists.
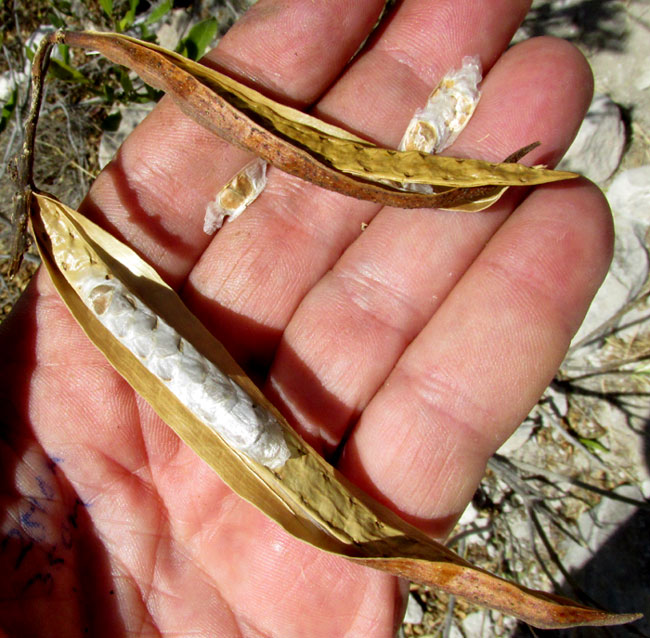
[8,30,62,278]
[501,456,650,510]
[567,286,650,355]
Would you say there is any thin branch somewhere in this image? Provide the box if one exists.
[501,455,650,511]
[0,122,20,183]
[568,286,650,354]
[538,403,610,472]
[441,594,456,638]
[8,31,63,278]
[35,138,97,180]
[446,521,493,548]
[529,507,593,601]
[526,507,563,591]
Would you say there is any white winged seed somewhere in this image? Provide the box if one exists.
[400,55,482,155]
[75,264,290,469]
[39,190,290,469]
[204,158,268,234]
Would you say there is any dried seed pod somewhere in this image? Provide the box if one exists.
[59,30,579,211]
[200,55,522,225]
[204,57,482,229]
[28,191,641,631]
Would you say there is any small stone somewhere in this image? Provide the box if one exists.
[457,502,479,526]
[570,165,650,346]
[558,94,625,184]
[496,420,535,456]
[635,66,650,91]
[462,610,495,637]
[402,594,424,625]
[642,480,650,500]
[607,164,650,216]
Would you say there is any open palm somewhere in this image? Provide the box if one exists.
[1,1,611,636]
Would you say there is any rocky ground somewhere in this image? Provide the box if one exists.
[1,1,649,637]
[403,2,650,636]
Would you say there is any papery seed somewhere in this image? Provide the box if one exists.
[40,209,290,470]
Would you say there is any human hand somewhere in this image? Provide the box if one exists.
[0,1,611,636]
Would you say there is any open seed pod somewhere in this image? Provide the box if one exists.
[28,190,641,630]
[57,30,577,211]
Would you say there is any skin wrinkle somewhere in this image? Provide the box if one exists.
[332,257,431,335]
[190,235,253,304]
[205,0,387,105]
[195,190,313,309]
[409,318,521,434]
[371,47,442,112]
[315,52,425,146]
[342,185,610,528]
[83,106,256,286]
[345,392,473,530]
[186,177,378,358]
[390,429,464,522]
[129,519,165,629]
[260,175,353,249]
[223,226,303,312]
[87,450,152,505]
[104,552,156,635]
[372,0,530,95]
[475,187,613,350]
[208,1,383,107]
[148,541,194,623]
[401,362,495,451]
[480,249,578,348]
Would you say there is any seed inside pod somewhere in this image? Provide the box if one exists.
[39,199,291,470]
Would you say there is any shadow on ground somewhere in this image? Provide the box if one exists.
[513,416,650,638]
[521,0,628,52]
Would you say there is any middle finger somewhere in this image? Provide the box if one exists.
[184,0,532,371]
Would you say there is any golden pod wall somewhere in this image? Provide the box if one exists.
[27,191,640,630]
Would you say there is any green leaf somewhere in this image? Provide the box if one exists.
[176,17,218,61]
[101,111,122,131]
[138,23,155,41]
[578,437,609,453]
[53,0,73,14]
[118,0,139,32]
[48,10,66,28]
[145,0,172,25]
[57,43,70,65]
[103,82,115,103]
[47,57,88,84]
[99,0,113,17]
[0,87,18,134]
[144,85,164,102]
[25,44,35,63]
[118,67,134,96]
